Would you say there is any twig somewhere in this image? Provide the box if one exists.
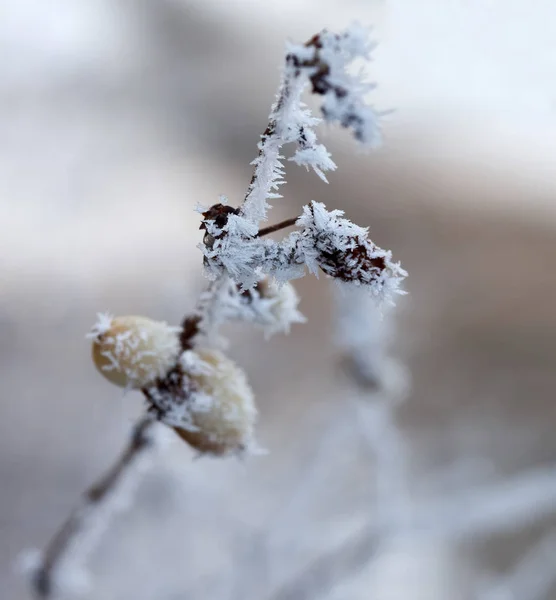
[257,217,298,238]
[31,415,156,598]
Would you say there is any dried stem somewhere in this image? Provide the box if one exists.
[257,217,298,238]
[32,415,156,599]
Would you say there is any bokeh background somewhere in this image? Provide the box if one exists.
[2,1,556,598]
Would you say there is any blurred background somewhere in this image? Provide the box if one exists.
[2,1,556,598]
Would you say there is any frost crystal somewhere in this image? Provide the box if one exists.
[217,278,306,338]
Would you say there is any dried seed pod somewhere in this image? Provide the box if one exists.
[174,349,257,456]
[90,314,180,389]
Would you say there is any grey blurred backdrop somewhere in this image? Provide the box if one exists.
[2,1,556,599]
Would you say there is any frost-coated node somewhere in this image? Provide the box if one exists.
[90,314,181,389]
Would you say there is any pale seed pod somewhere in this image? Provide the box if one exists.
[174,349,257,456]
[90,314,180,389]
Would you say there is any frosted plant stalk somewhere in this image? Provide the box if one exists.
[24,24,406,599]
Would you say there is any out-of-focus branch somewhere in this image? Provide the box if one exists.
[268,466,556,600]
[268,525,380,600]
[30,415,156,599]
[479,530,556,600]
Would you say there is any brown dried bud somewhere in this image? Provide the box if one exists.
[90,314,180,389]
[199,203,239,233]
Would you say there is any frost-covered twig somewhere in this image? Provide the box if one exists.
[26,24,406,599]
[200,25,405,299]
[240,25,380,226]
[26,415,156,599]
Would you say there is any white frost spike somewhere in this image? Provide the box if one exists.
[90,315,181,389]
[260,280,306,336]
[289,144,337,183]
[241,73,308,225]
[288,24,382,146]
[220,278,305,337]
[87,312,114,338]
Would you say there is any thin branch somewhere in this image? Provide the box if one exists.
[268,466,556,600]
[257,217,298,238]
[31,415,156,599]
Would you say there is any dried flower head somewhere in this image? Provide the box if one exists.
[172,349,257,456]
[90,314,181,389]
